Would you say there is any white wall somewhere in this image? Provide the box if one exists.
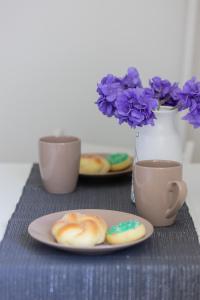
[187,0,200,162]
[0,0,188,162]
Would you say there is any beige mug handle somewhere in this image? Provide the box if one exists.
[165,180,187,219]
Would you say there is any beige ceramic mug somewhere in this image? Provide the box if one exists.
[134,160,187,227]
[39,136,81,194]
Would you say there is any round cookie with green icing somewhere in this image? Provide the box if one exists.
[106,220,146,245]
[107,153,132,171]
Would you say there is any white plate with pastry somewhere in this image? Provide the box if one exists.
[28,209,154,254]
[79,153,133,177]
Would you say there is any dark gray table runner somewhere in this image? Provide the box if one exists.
[0,164,200,300]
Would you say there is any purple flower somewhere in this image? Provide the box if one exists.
[182,108,200,128]
[121,67,142,89]
[115,87,158,128]
[178,77,200,128]
[96,97,116,117]
[95,68,200,128]
[96,74,122,117]
[96,68,142,118]
[149,77,181,107]
[149,77,171,98]
[178,77,200,110]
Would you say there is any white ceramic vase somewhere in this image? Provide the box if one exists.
[134,106,183,162]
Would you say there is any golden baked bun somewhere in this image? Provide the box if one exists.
[106,220,146,245]
[80,154,110,174]
[107,153,132,171]
[52,212,107,247]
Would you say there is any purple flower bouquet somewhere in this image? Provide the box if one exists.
[96,67,200,128]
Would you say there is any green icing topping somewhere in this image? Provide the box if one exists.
[107,153,128,165]
[107,220,141,235]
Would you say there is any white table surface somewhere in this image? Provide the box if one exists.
[0,163,199,242]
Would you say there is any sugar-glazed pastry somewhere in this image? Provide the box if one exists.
[106,220,146,245]
[80,154,110,174]
[107,153,132,171]
[52,212,107,247]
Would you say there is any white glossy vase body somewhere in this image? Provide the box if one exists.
[134,107,183,162]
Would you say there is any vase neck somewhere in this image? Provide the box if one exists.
[154,108,177,125]
[136,108,178,134]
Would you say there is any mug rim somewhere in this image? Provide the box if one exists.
[39,135,80,145]
[135,159,181,169]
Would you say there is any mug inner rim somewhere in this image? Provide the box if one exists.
[39,136,80,144]
[135,160,181,169]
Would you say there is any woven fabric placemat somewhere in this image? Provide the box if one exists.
[0,164,200,300]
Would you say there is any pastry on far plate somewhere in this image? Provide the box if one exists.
[106,220,146,245]
[80,154,110,174]
[107,153,132,171]
[52,212,107,247]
